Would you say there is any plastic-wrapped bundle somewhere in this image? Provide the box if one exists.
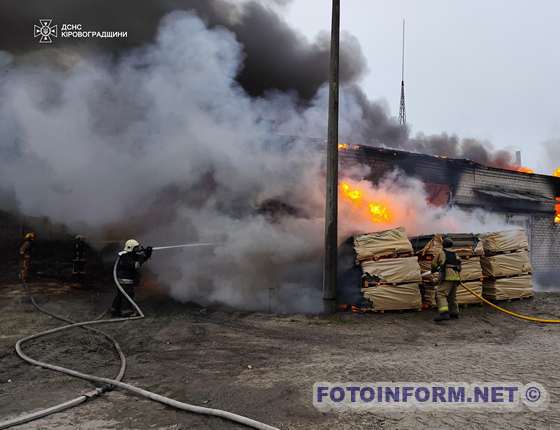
[456,281,483,304]
[481,250,532,278]
[353,227,413,262]
[361,256,422,285]
[460,257,483,282]
[362,283,422,311]
[480,230,529,254]
[483,275,534,300]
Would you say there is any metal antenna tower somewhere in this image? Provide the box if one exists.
[398,19,407,126]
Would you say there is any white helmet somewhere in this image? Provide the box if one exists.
[124,239,140,252]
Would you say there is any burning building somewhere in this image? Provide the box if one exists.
[339,145,560,287]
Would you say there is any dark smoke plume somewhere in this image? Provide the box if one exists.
[0,0,518,167]
[337,88,517,169]
[0,0,366,99]
[406,134,517,169]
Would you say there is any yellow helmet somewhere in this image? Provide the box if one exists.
[24,232,36,241]
[124,239,140,252]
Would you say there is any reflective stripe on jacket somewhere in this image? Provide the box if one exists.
[432,249,461,281]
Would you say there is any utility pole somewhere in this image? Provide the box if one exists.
[398,19,407,126]
[323,0,340,313]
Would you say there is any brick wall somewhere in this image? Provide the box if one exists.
[530,215,560,285]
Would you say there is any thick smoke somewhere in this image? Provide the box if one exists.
[340,93,519,169]
[0,13,335,312]
[0,9,518,311]
[0,0,517,167]
[0,0,366,100]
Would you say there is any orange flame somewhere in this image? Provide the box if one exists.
[516,166,535,174]
[554,169,560,224]
[368,202,391,223]
[338,143,349,151]
[340,182,392,224]
[341,182,361,201]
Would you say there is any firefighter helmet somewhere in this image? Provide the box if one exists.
[124,239,140,252]
[442,238,454,249]
[24,232,36,241]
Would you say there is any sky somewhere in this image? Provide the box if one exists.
[285,0,560,172]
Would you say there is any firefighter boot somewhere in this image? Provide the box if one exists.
[434,312,450,322]
[449,312,459,319]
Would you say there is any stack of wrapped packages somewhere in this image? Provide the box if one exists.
[414,234,484,307]
[480,230,534,300]
[354,227,422,311]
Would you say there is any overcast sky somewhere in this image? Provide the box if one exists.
[284,0,560,172]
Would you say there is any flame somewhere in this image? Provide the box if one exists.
[341,182,361,201]
[338,143,349,151]
[516,166,535,174]
[368,202,391,223]
[554,170,560,224]
[340,181,392,224]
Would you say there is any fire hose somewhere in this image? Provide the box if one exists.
[459,282,560,324]
[0,245,279,430]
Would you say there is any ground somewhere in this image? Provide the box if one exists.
[1,281,560,430]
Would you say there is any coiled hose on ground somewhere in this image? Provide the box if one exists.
[0,256,279,430]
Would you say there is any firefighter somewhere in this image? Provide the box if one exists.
[110,239,152,317]
[432,237,462,322]
[72,235,87,279]
[19,232,36,283]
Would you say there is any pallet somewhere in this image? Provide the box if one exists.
[484,248,529,257]
[357,251,414,265]
[482,272,532,281]
[362,280,420,289]
[369,307,422,314]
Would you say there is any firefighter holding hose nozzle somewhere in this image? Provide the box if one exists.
[110,239,152,317]
[432,237,462,323]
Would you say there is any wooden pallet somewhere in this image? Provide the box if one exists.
[369,307,422,314]
[482,272,532,281]
[357,251,414,265]
[484,248,529,257]
[362,280,421,289]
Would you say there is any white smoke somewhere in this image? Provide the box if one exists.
[0,12,335,312]
[339,170,510,238]
[0,12,512,312]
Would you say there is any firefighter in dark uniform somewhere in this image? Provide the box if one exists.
[432,238,462,322]
[111,239,152,317]
[19,232,36,283]
[72,235,87,279]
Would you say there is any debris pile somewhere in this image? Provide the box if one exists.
[480,230,534,300]
[413,233,484,307]
[354,228,422,311]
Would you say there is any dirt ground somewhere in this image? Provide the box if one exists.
[2,281,560,430]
